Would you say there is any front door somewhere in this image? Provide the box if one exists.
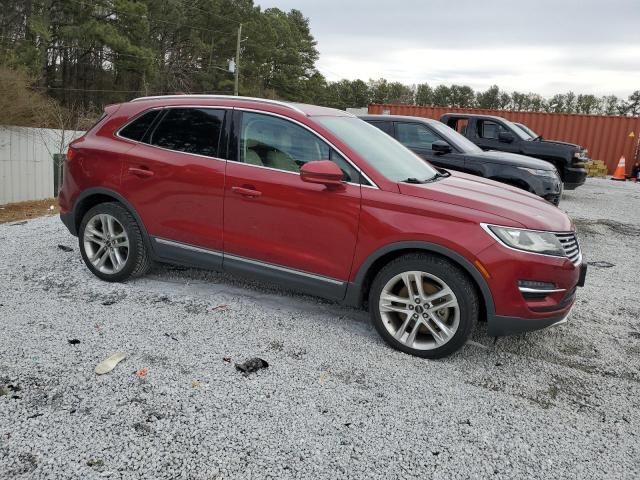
[474,119,520,154]
[223,111,362,299]
[394,121,467,172]
[120,107,228,266]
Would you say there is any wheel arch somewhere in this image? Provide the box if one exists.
[344,242,495,323]
[71,188,153,252]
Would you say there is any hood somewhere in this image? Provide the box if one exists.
[473,150,557,170]
[532,138,582,151]
[399,171,573,231]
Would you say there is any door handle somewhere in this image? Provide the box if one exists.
[128,166,154,178]
[231,186,262,198]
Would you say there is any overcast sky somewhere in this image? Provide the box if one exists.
[255,0,640,97]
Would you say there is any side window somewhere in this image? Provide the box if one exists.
[239,112,360,182]
[395,122,441,150]
[119,110,160,142]
[450,118,469,135]
[150,108,225,157]
[478,120,506,140]
[367,121,394,137]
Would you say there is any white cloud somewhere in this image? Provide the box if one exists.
[317,45,640,96]
[257,0,640,97]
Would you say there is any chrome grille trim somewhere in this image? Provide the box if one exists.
[555,232,581,264]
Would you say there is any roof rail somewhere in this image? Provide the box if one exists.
[130,94,306,115]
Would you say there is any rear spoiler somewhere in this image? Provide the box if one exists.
[83,103,123,136]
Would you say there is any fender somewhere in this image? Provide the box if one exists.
[343,241,496,321]
[67,187,154,255]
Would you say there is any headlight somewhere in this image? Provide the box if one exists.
[517,167,559,178]
[573,150,588,160]
[482,224,565,256]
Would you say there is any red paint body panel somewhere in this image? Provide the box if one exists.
[60,95,586,337]
[398,171,574,232]
[476,242,579,318]
[223,162,361,280]
[121,143,226,252]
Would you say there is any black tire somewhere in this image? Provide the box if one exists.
[78,202,151,282]
[368,253,478,359]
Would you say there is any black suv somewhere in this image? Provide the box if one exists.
[440,113,588,190]
[361,115,563,205]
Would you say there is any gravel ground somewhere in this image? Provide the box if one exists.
[1,177,639,479]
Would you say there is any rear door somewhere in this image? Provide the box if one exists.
[120,107,228,266]
[222,110,362,299]
[394,121,467,172]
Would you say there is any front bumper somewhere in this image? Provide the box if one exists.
[478,240,586,336]
[563,164,588,190]
[489,313,570,336]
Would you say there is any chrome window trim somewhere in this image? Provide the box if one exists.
[155,238,223,257]
[480,223,582,265]
[154,237,344,285]
[115,104,379,188]
[131,95,307,115]
[225,253,344,285]
[236,108,379,189]
[115,106,231,163]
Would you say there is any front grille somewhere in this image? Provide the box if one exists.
[544,193,561,206]
[555,232,581,264]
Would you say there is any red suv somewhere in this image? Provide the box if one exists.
[59,96,587,358]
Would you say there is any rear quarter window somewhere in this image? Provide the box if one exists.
[119,110,161,142]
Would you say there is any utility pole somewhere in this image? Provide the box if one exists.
[234,23,242,96]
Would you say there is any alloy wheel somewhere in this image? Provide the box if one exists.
[378,271,460,350]
[83,213,130,274]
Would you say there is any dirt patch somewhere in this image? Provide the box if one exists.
[0,198,59,224]
[573,218,640,237]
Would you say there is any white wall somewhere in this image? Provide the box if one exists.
[0,126,84,204]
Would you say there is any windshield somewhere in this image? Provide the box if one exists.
[504,120,533,141]
[429,122,483,154]
[315,116,439,182]
[514,122,537,139]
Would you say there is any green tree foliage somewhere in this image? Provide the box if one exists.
[415,83,433,106]
[0,0,321,107]
[0,1,638,118]
[431,85,451,106]
[476,85,501,109]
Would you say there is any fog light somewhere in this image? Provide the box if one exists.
[518,280,565,300]
[518,280,556,290]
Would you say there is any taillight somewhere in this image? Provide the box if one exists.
[66,146,78,162]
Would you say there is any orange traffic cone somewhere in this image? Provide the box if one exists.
[611,156,627,181]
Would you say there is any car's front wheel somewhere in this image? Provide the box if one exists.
[369,253,478,359]
[78,202,150,282]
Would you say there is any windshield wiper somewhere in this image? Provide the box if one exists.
[531,135,542,141]
[401,171,450,184]
[401,177,427,184]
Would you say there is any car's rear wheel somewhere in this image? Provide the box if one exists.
[369,253,478,359]
[79,202,150,282]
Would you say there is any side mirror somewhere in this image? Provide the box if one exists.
[432,140,452,154]
[498,131,515,143]
[300,160,344,187]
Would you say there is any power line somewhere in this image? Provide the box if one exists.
[64,0,240,38]
[30,85,233,95]
[170,0,244,25]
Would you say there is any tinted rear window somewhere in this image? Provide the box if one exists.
[150,108,225,158]
[119,110,160,142]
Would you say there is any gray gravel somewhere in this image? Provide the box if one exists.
[1,177,639,479]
